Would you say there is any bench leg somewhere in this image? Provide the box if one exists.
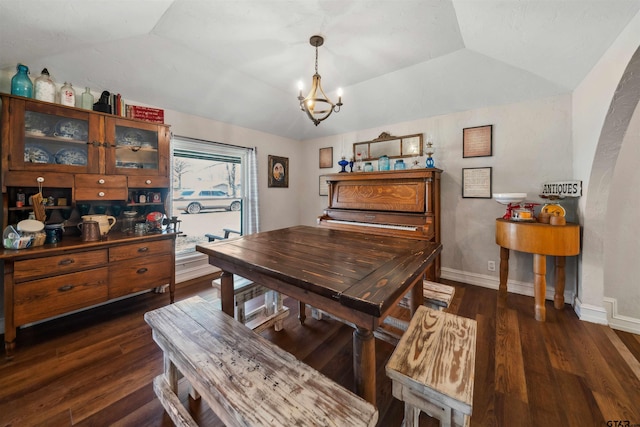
[403,404,420,427]
[298,301,306,324]
[274,292,284,331]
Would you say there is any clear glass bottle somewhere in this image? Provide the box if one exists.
[81,87,94,110]
[60,82,76,107]
[364,162,373,172]
[34,68,56,102]
[11,64,33,98]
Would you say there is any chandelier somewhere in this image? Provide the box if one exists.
[297,35,343,126]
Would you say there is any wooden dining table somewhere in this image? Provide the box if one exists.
[196,225,442,406]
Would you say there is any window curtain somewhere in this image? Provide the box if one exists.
[245,147,260,234]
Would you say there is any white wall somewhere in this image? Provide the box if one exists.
[572,10,640,327]
[301,94,576,300]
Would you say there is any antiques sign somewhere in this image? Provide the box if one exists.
[541,180,582,197]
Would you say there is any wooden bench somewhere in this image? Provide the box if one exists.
[212,275,290,332]
[145,296,378,427]
[386,305,477,427]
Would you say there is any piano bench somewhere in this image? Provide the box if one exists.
[386,305,476,427]
[212,275,289,332]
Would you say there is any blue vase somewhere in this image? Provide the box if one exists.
[11,64,33,98]
[426,156,435,168]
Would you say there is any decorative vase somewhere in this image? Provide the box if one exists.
[34,68,56,102]
[11,64,33,98]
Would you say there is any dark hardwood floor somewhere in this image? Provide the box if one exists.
[1,277,639,426]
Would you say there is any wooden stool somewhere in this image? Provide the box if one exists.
[399,280,456,311]
[386,306,477,427]
[212,275,289,332]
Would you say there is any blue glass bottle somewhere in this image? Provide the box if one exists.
[11,64,33,98]
[394,159,406,170]
[378,155,390,171]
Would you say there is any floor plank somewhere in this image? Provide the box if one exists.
[1,278,639,426]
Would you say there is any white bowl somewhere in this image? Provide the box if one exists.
[493,193,527,205]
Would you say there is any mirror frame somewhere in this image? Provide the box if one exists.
[353,132,423,161]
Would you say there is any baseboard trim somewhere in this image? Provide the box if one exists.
[573,297,609,325]
[603,297,640,334]
[440,267,575,305]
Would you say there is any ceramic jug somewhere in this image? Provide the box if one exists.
[79,214,116,236]
[79,220,100,242]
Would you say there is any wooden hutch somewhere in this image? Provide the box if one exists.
[0,94,176,358]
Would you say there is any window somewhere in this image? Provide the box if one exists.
[171,136,255,257]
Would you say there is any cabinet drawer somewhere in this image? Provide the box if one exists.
[14,249,108,282]
[109,254,172,299]
[128,175,169,188]
[74,187,128,201]
[109,239,173,262]
[14,268,108,325]
[75,174,127,188]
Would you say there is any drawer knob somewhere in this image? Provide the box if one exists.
[138,247,149,253]
[58,284,74,292]
[98,191,105,197]
[145,180,152,185]
[98,179,105,185]
[137,267,148,274]
[58,259,75,266]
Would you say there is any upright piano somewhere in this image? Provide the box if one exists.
[318,169,442,280]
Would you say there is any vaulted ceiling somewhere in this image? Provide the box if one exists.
[1,0,639,140]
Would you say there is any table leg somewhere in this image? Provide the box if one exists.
[554,256,566,309]
[499,247,509,292]
[353,326,376,406]
[533,254,547,321]
[410,277,422,316]
[220,271,234,317]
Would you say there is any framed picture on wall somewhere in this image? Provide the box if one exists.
[319,175,329,196]
[268,155,289,188]
[319,147,333,168]
[462,167,492,198]
[463,125,493,158]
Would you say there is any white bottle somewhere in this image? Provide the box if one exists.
[60,82,76,107]
[34,68,56,102]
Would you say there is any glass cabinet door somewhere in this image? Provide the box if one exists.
[10,100,100,173]
[105,118,169,177]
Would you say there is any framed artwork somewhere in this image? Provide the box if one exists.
[319,147,333,168]
[462,167,492,198]
[319,175,329,196]
[463,125,492,158]
[268,155,289,188]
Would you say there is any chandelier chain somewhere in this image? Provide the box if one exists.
[315,45,319,74]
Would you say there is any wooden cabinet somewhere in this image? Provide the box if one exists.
[1,233,176,358]
[1,94,170,227]
[0,94,176,358]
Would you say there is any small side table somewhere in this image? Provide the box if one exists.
[495,218,580,321]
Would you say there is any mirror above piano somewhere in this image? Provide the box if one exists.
[353,132,423,161]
